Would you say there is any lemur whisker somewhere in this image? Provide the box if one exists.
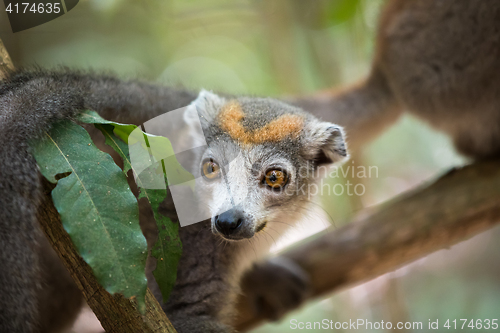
[256,231,272,249]
[246,238,258,262]
[306,201,336,226]
[268,220,294,228]
[288,203,336,229]
[261,230,278,248]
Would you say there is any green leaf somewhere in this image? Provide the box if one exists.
[141,185,183,303]
[76,110,137,144]
[77,110,195,188]
[139,133,195,188]
[31,121,148,312]
[325,0,360,26]
[96,123,132,174]
[78,110,184,302]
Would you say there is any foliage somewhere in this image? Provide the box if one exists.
[31,120,148,311]
[31,110,191,310]
[77,110,186,302]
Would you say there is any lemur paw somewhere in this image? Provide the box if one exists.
[241,257,311,321]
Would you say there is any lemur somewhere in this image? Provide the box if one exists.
[0,68,347,333]
[2,0,500,332]
[295,0,500,159]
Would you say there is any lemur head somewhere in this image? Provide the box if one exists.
[185,90,347,241]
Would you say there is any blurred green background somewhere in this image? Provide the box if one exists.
[2,0,499,332]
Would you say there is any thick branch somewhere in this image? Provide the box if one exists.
[236,158,500,331]
[37,177,178,333]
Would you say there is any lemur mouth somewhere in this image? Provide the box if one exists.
[255,221,267,233]
[219,234,248,241]
[211,225,253,241]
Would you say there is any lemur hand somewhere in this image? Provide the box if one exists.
[241,257,311,321]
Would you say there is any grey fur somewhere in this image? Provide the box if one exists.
[159,91,347,329]
[240,257,311,321]
[294,0,500,159]
[0,69,345,332]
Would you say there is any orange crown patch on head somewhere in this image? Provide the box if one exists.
[218,101,304,145]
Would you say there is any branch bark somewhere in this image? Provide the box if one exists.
[235,158,500,331]
[37,178,178,333]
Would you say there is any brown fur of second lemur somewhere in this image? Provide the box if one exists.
[294,0,500,159]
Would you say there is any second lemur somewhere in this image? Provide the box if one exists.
[295,0,500,159]
[0,68,347,333]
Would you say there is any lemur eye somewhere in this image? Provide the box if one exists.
[264,169,288,189]
[202,159,221,181]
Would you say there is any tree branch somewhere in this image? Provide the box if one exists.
[37,178,178,333]
[235,158,500,331]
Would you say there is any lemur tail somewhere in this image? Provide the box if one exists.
[292,68,403,153]
[0,70,88,333]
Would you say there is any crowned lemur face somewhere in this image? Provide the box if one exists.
[184,90,348,241]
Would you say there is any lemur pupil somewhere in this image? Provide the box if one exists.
[202,161,220,180]
[265,170,286,188]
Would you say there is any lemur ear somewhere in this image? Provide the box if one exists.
[185,89,226,126]
[302,122,348,165]
[182,89,226,147]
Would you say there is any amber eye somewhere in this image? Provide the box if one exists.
[202,160,221,181]
[264,169,288,189]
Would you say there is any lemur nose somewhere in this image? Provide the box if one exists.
[215,209,243,236]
